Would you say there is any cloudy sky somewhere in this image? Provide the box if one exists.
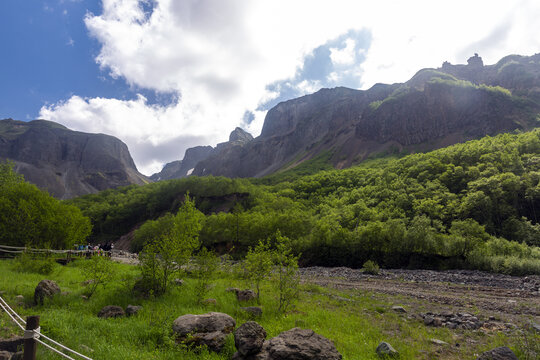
[1,0,539,175]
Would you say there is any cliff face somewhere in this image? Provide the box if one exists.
[192,53,540,178]
[0,119,148,199]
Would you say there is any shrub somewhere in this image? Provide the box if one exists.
[192,247,220,303]
[12,252,55,275]
[272,231,300,313]
[243,239,273,304]
[362,260,380,275]
[81,256,115,298]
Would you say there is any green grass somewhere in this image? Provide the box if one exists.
[0,259,526,359]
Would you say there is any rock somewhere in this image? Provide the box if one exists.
[251,328,341,360]
[236,290,257,302]
[34,280,61,305]
[376,341,398,357]
[234,321,266,356]
[14,296,24,306]
[476,346,518,360]
[241,306,263,318]
[202,299,218,306]
[424,315,434,326]
[392,306,406,313]
[125,305,142,317]
[430,339,448,346]
[174,279,185,286]
[531,322,540,333]
[0,337,24,352]
[0,351,11,360]
[172,312,236,352]
[98,305,125,319]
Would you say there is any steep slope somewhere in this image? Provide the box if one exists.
[0,119,149,199]
[193,53,540,178]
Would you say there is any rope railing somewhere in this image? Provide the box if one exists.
[0,294,94,360]
[0,244,111,256]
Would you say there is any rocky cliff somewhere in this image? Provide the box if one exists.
[0,119,149,198]
[153,127,253,180]
[192,53,540,178]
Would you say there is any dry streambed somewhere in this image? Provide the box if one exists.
[298,267,540,322]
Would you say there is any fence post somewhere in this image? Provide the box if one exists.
[23,315,39,360]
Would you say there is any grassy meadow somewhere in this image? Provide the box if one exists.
[0,258,531,360]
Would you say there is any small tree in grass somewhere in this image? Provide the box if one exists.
[82,256,114,298]
[272,231,300,313]
[193,247,220,303]
[244,239,273,304]
[138,194,203,295]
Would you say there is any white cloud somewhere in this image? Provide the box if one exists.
[40,0,540,175]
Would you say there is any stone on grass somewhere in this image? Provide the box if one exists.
[236,290,257,302]
[202,299,218,306]
[376,341,399,357]
[98,305,125,319]
[263,328,341,360]
[125,305,142,316]
[476,346,518,360]
[0,350,11,360]
[392,306,406,313]
[14,296,24,306]
[174,279,185,286]
[430,338,448,346]
[34,280,60,305]
[0,337,24,353]
[234,321,266,356]
[241,306,262,318]
[172,312,236,352]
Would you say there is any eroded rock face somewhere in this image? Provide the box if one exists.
[34,280,60,305]
[172,312,236,352]
[476,347,518,360]
[0,119,148,199]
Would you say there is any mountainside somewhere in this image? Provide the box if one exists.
[151,127,253,180]
[191,53,540,178]
[0,119,148,199]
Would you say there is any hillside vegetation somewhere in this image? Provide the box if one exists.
[67,130,540,275]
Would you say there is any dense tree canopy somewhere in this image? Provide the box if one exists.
[68,130,540,274]
[0,161,91,249]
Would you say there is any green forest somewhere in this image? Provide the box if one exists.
[62,129,540,275]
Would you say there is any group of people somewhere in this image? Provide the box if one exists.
[74,243,114,256]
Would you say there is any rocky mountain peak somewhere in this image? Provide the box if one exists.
[229,127,253,143]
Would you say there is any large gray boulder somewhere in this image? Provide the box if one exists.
[249,328,341,360]
[34,280,60,305]
[476,347,518,360]
[172,312,236,352]
[234,321,267,357]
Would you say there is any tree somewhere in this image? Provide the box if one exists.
[192,247,220,303]
[0,161,91,249]
[138,194,203,295]
[243,239,273,304]
[81,256,115,298]
[272,231,300,313]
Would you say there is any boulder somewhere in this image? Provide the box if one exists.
[376,342,398,357]
[98,305,125,319]
[241,306,263,318]
[0,337,23,352]
[34,280,60,305]
[476,347,518,360]
[257,328,342,360]
[125,305,142,317]
[234,321,267,356]
[172,312,236,352]
[236,290,257,302]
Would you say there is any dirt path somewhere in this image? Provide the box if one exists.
[299,267,540,322]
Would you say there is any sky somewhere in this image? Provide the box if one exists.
[1,1,540,175]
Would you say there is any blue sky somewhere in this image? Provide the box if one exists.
[1,1,539,175]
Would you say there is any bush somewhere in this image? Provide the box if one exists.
[272,231,300,313]
[12,252,55,275]
[81,256,115,298]
[362,260,380,275]
[243,239,273,303]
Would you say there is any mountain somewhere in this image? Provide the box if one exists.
[0,119,149,199]
[191,53,540,178]
[151,127,253,180]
